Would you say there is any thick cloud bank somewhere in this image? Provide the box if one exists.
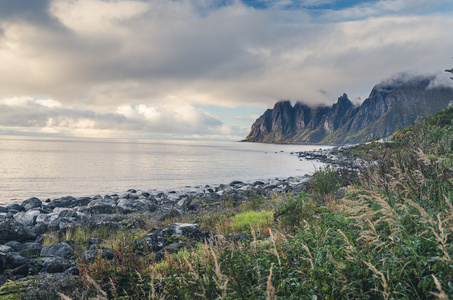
[0,0,452,139]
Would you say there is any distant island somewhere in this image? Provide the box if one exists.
[243,74,453,144]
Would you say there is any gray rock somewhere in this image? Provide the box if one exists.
[4,241,23,252]
[49,196,76,209]
[0,252,29,270]
[87,198,116,207]
[0,206,6,213]
[138,223,211,253]
[41,256,73,273]
[117,198,157,213]
[6,203,25,213]
[83,205,120,215]
[13,211,37,227]
[0,215,37,243]
[75,197,92,206]
[155,242,189,262]
[9,263,29,276]
[19,242,42,258]
[40,242,74,259]
[21,197,42,211]
[0,245,13,253]
[33,222,49,236]
[58,210,79,219]
[229,181,244,186]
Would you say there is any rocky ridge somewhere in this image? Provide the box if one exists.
[243,75,453,144]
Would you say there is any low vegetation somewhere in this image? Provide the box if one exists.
[18,108,453,299]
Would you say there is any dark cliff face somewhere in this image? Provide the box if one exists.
[243,75,453,144]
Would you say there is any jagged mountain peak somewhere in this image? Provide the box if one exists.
[243,75,453,144]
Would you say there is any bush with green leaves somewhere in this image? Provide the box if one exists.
[309,164,340,200]
[274,192,320,231]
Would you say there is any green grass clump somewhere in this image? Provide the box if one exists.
[231,210,273,235]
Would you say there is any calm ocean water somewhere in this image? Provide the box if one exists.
[0,136,331,205]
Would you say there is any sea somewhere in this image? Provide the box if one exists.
[0,135,331,206]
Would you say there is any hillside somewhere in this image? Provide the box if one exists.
[243,74,453,144]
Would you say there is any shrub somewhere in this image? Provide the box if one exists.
[309,164,340,201]
[274,192,319,231]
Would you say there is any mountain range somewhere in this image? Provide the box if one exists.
[242,75,453,145]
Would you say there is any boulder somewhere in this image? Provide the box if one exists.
[6,203,25,213]
[0,215,37,243]
[9,264,29,276]
[117,198,157,213]
[33,222,49,236]
[83,205,120,215]
[13,211,37,227]
[49,196,76,209]
[0,245,13,253]
[229,181,245,187]
[40,242,74,259]
[4,241,23,252]
[58,210,79,219]
[21,197,42,211]
[0,252,29,270]
[138,223,211,253]
[41,257,73,273]
[19,242,42,258]
[75,197,92,206]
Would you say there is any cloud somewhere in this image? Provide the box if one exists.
[0,96,244,140]
[427,72,453,89]
[0,0,452,139]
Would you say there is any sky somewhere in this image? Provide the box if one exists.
[0,0,452,141]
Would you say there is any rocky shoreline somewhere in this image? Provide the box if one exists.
[295,145,369,169]
[0,176,311,295]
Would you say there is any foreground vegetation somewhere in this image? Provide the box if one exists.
[19,107,453,299]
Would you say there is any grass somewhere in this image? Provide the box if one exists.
[231,210,273,235]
